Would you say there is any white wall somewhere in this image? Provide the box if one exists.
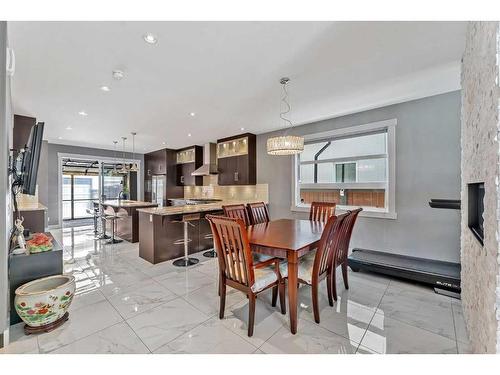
[257,91,461,263]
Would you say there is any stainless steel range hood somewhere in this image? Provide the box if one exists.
[191,143,218,176]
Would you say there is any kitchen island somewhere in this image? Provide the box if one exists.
[138,201,261,264]
[102,200,158,243]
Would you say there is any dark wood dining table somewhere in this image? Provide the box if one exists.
[247,218,325,334]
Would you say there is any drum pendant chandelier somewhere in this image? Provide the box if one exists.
[266,77,304,156]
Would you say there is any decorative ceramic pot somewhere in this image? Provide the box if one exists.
[15,275,75,328]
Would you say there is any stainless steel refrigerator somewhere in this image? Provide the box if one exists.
[151,175,166,207]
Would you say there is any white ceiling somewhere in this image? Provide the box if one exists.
[8,21,466,153]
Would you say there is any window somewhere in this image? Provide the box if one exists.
[292,119,396,219]
[62,174,100,220]
[103,175,125,200]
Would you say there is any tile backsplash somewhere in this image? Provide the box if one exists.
[184,179,268,203]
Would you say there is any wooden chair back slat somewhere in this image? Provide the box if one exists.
[335,208,362,266]
[309,202,336,223]
[223,204,251,227]
[312,213,349,283]
[247,202,270,225]
[207,215,254,287]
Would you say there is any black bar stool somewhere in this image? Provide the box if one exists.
[173,214,200,267]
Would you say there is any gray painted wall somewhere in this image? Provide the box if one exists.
[257,91,461,263]
[37,140,48,206]
[45,143,144,226]
[0,21,10,339]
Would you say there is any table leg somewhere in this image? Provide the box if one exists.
[287,255,298,334]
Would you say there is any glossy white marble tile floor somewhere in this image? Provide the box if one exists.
[1,225,472,354]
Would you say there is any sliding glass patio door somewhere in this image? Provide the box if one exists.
[62,174,100,220]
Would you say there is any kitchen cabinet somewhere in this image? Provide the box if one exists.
[145,149,167,175]
[176,145,203,186]
[144,148,182,204]
[139,210,223,264]
[216,133,256,185]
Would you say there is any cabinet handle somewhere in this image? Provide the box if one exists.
[234,172,239,182]
[180,175,184,184]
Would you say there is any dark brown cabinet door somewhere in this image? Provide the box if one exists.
[218,156,253,185]
[176,163,202,186]
[235,155,249,185]
[217,157,238,186]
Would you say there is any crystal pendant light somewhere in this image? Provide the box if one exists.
[267,77,304,156]
[119,137,129,174]
[112,140,119,176]
[129,132,138,172]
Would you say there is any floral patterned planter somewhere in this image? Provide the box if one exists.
[15,275,75,328]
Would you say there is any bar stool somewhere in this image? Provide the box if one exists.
[203,232,217,258]
[173,214,200,267]
[104,206,123,245]
[85,207,99,237]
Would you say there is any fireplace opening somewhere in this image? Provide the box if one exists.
[468,182,484,246]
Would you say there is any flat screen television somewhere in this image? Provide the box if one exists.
[21,122,44,195]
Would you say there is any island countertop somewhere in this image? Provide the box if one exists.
[137,200,267,216]
[102,200,158,208]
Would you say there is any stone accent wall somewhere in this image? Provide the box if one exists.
[460,21,500,354]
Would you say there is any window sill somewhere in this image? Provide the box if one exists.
[290,204,397,220]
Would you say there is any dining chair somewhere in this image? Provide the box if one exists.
[247,202,270,225]
[309,201,336,223]
[330,208,363,301]
[223,203,271,262]
[206,215,286,337]
[280,213,349,324]
[222,204,251,227]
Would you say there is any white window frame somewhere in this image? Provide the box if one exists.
[291,118,397,219]
[56,152,143,229]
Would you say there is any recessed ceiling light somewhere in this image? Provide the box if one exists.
[143,33,158,44]
[240,127,245,131]
[188,133,192,137]
[78,111,88,116]
[189,112,196,117]
[162,141,166,145]
[100,86,110,92]
[66,126,72,130]
[58,136,63,140]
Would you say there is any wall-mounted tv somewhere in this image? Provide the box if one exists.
[21,122,44,195]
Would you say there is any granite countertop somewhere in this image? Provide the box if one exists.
[102,200,158,208]
[18,203,48,211]
[137,200,266,216]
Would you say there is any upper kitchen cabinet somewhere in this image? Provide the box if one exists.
[217,133,256,185]
[144,148,182,204]
[176,145,203,186]
[145,149,167,176]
